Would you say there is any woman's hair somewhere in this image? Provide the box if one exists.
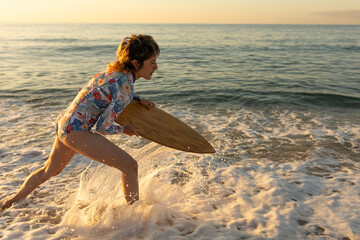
[107,34,160,73]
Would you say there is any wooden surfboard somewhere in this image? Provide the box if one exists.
[116,101,215,154]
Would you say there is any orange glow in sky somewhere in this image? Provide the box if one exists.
[1,0,359,24]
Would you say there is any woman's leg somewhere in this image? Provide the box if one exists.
[63,131,139,204]
[1,136,76,209]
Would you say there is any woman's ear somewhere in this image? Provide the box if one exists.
[131,59,139,70]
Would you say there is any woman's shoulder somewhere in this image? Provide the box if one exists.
[106,71,134,84]
[88,71,133,92]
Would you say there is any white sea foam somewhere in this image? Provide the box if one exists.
[1,102,359,239]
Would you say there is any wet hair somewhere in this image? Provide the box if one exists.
[107,34,160,73]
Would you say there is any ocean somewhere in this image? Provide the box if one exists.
[0,24,359,239]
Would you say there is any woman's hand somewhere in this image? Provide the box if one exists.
[123,125,139,136]
[139,98,155,109]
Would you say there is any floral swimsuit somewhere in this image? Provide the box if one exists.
[55,70,141,141]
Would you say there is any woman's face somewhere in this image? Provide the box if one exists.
[134,55,158,80]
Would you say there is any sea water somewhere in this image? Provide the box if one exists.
[0,24,359,239]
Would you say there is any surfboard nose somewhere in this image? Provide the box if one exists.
[116,101,216,154]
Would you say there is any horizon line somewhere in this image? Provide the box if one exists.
[1,22,360,26]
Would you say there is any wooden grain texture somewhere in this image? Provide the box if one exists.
[116,101,215,154]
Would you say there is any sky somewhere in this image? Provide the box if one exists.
[1,0,359,24]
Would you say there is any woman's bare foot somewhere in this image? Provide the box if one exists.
[1,194,17,210]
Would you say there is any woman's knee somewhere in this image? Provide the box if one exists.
[132,159,138,172]
[43,165,63,178]
[123,158,138,175]
[52,169,63,177]
[42,162,64,179]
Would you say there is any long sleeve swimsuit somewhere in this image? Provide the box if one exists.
[55,70,140,141]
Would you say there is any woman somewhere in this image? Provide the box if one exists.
[1,34,160,209]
